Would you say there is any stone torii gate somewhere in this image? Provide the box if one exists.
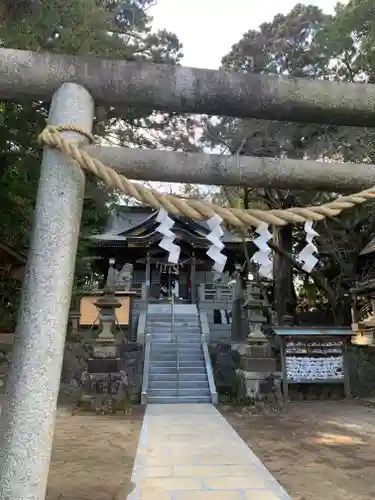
[0,48,375,500]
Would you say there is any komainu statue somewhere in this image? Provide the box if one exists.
[118,262,133,291]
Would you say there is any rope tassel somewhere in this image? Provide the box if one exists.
[206,214,227,273]
[156,209,180,264]
[251,223,273,278]
[298,221,319,273]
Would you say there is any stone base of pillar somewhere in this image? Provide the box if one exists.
[237,369,283,406]
[79,357,131,414]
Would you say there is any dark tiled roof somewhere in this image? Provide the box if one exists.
[91,206,243,244]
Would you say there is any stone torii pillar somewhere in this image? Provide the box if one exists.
[0,83,94,500]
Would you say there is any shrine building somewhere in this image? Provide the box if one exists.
[79,205,248,343]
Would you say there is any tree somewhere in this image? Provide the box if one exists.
[0,0,186,320]
[203,2,375,324]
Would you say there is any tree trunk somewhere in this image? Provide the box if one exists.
[273,224,296,324]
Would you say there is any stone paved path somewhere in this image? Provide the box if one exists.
[128,404,291,499]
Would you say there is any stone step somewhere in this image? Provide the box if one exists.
[147,313,198,318]
[179,360,205,367]
[147,325,201,334]
[149,337,201,341]
[150,338,201,345]
[150,350,202,357]
[149,380,209,390]
[148,318,199,321]
[148,388,210,398]
[147,395,211,404]
[149,366,206,375]
[147,396,211,404]
[150,337,201,341]
[148,334,201,338]
[150,360,205,368]
[149,373,208,382]
[150,342,202,349]
[150,352,204,362]
[148,325,200,329]
[148,331,201,336]
[150,360,176,368]
[150,316,200,320]
[150,347,202,353]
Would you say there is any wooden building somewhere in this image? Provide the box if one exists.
[84,205,250,343]
[89,205,246,302]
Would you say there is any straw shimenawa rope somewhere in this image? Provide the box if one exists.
[38,125,375,228]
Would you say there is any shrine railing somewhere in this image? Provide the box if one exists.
[198,283,233,306]
[140,333,151,404]
[201,334,218,405]
[171,294,179,397]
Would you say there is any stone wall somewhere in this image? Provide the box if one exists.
[199,302,231,343]
[119,343,144,402]
[231,342,278,401]
[60,341,144,402]
[209,344,241,402]
[347,345,375,398]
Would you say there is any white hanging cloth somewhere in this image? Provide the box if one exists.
[156,208,180,264]
[251,223,273,279]
[298,221,319,273]
[206,214,227,273]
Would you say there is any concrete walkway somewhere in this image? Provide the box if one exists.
[128,404,291,499]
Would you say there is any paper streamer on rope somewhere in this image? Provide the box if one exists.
[206,214,227,273]
[156,208,180,264]
[251,223,273,278]
[298,221,319,273]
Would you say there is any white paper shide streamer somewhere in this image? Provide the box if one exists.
[156,208,180,264]
[251,223,273,278]
[206,214,227,273]
[298,221,319,273]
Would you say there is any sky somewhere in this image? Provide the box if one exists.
[150,0,344,69]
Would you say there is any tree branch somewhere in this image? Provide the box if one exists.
[268,240,335,302]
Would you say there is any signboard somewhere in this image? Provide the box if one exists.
[285,339,344,383]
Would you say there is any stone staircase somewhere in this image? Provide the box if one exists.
[146,304,211,404]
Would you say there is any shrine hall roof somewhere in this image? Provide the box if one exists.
[90,206,243,245]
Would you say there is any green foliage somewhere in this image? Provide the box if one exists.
[203,2,375,323]
[0,0,185,322]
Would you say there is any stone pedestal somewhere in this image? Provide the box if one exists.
[80,294,130,412]
[232,342,277,401]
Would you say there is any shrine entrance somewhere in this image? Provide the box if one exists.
[149,256,193,303]
[89,206,243,305]
[2,41,373,500]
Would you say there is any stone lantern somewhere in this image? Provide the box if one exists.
[93,294,122,357]
[243,280,269,344]
[80,263,128,410]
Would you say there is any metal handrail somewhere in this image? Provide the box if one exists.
[177,349,180,397]
[201,333,218,405]
[171,291,175,333]
[199,311,218,405]
[141,333,151,404]
[171,293,179,397]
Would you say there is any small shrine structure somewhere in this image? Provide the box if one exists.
[79,205,249,344]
